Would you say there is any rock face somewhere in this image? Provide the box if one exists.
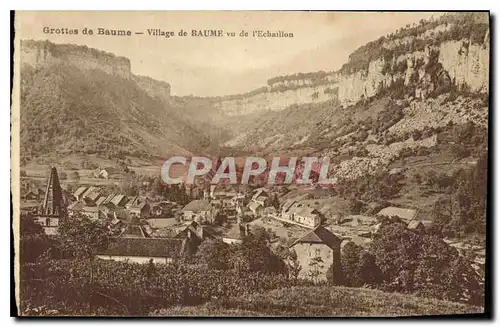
[438,39,489,93]
[213,84,338,116]
[21,40,132,78]
[209,14,489,116]
[20,40,172,101]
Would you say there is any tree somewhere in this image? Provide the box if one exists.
[195,239,230,270]
[341,242,363,287]
[348,197,364,215]
[57,214,112,259]
[56,213,113,313]
[308,256,324,284]
[370,221,424,286]
[358,252,383,286]
[229,234,286,275]
[274,244,302,283]
[20,213,51,262]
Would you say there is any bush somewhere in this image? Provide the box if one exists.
[20,259,298,316]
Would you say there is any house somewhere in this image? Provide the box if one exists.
[67,201,85,216]
[252,188,269,201]
[95,196,106,207]
[119,224,146,238]
[342,215,378,227]
[151,221,209,255]
[81,206,103,220]
[126,196,139,209]
[289,226,342,282]
[73,186,89,201]
[210,185,238,200]
[222,223,251,244]
[96,237,187,264]
[254,196,270,207]
[98,205,115,219]
[282,202,321,228]
[210,198,233,209]
[248,201,263,215]
[128,201,151,219]
[182,200,213,223]
[98,167,116,179]
[281,199,297,213]
[111,194,128,207]
[101,193,117,206]
[81,186,99,201]
[407,220,425,232]
[147,217,178,229]
[377,206,418,222]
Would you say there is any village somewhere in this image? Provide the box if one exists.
[20,165,485,282]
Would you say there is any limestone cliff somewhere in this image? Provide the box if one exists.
[209,12,489,116]
[20,40,172,102]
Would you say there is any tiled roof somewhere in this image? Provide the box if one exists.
[68,201,85,211]
[407,220,424,230]
[377,207,417,221]
[120,224,145,238]
[74,186,88,198]
[290,226,341,249]
[95,196,106,206]
[248,202,262,211]
[99,237,186,257]
[147,217,178,229]
[82,186,98,199]
[182,200,211,212]
[111,194,127,207]
[282,199,297,213]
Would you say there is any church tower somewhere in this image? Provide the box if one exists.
[39,167,65,218]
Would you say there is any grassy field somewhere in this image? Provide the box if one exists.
[152,286,483,317]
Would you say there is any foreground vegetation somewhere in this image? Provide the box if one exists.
[153,286,483,317]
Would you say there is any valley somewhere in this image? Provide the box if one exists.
[17,11,489,317]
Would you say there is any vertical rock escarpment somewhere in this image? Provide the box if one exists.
[209,13,489,115]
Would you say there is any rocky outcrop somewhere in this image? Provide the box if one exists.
[209,15,489,116]
[134,75,172,104]
[21,40,172,102]
[21,40,131,78]
[438,38,489,93]
[212,84,338,116]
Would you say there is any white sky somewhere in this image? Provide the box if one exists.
[16,11,440,96]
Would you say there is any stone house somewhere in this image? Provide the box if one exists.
[111,194,128,207]
[222,223,250,244]
[73,186,89,201]
[289,226,342,282]
[377,206,418,223]
[248,201,263,215]
[128,201,151,220]
[96,237,187,264]
[282,202,322,228]
[182,199,213,223]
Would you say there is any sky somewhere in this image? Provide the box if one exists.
[16,11,440,96]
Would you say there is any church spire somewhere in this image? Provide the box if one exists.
[40,167,65,217]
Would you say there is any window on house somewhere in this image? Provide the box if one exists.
[315,248,321,257]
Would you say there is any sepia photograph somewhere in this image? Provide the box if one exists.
[11,10,490,317]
